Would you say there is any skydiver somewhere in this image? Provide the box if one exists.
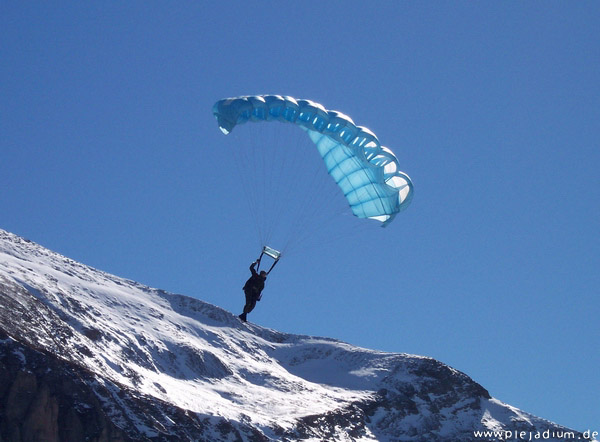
[238,260,267,322]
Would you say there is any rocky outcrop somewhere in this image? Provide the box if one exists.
[0,332,273,442]
[0,331,127,442]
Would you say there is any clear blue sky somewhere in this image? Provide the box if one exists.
[1,1,598,432]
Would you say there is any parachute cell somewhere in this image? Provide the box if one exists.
[213,95,413,226]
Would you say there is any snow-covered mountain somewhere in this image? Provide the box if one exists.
[0,229,588,441]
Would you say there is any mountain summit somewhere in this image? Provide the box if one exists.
[0,229,586,441]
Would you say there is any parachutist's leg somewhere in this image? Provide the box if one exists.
[240,291,257,321]
[243,298,257,314]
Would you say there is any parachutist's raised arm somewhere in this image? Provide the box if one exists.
[250,261,258,276]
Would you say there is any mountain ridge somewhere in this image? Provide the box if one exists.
[0,228,587,441]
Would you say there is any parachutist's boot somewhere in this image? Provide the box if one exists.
[239,313,247,322]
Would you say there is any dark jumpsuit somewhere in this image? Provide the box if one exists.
[240,262,265,320]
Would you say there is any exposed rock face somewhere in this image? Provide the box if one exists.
[1,332,277,442]
[1,332,127,442]
[0,229,585,441]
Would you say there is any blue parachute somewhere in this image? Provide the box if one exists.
[213,95,413,226]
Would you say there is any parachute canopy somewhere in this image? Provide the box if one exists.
[213,95,413,226]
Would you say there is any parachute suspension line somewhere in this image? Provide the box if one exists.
[228,123,385,261]
[255,127,269,245]
[279,140,353,256]
[254,123,324,254]
[267,128,313,251]
[238,122,343,258]
[280,154,336,254]
[260,123,293,247]
[283,133,388,253]
[242,123,283,248]
[283,199,356,257]
[244,129,361,258]
[230,124,305,251]
[259,126,273,245]
[230,130,265,249]
[279,141,380,256]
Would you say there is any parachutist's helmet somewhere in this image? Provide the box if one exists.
[260,271,267,278]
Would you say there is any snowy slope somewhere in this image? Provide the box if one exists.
[0,229,588,441]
